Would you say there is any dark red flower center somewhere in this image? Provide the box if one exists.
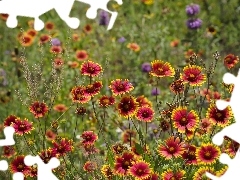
[168,146,176,153]
[180,117,188,126]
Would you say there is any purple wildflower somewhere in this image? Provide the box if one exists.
[51,38,61,46]
[99,10,109,26]
[186,18,202,29]
[118,37,126,43]
[186,4,200,16]
[0,69,7,86]
[151,87,160,96]
[141,62,151,73]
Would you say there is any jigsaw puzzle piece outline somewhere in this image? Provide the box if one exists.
[24,155,60,180]
[0,0,80,30]
[76,0,123,30]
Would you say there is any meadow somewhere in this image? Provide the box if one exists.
[1,0,240,179]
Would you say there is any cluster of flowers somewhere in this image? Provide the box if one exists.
[186,3,202,30]
[2,112,74,178]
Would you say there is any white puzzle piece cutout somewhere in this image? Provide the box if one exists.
[0,126,24,180]
[24,155,60,180]
[206,69,240,179]
[0,0,123,31]
[206,150,240,179]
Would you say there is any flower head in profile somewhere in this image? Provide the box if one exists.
[206,103,233,127]
[196,143,220,165]
[83,161,97,172]
[181,65,206,86]
[158,136,184,159]
[39,148,57,164]
[12,118,34,135]
[4,115,17,127]
[52,138,74,157]
[182,144,197,165]
[170,79,185,94]
[136,95,152,107]
[150,60,175,78]
[99,95,115,107]
[109,79,134,96]
[224,54,239,69]
[53,104,67,112]
[171,106,199,133]
[84,81,103,96]
[80,60,102,77]
[71,86,91,104]
[128,160,152,180]
[29,101,49,118]
[162,169,185,180]
[118,95,138,117]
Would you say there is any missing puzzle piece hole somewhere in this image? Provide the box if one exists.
[13,172,24,180]
[212,133,224,146]
[34,18,45,31]
[216,100,229,110]
[6,16,18,28]
[223,73,236,85]
[0,160,8,171]
[65,17,80,29]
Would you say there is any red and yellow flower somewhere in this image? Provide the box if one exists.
[114,151,136,176]
[206,103,233,127]
[127,43,140,52]
[109,79,134,96]
[128,160,152,180]
[80,60,102,77]
[29,101,49,118]
[11,118,34,135]
[181,65,206,86]
[158,136,184,159]
[193,166,215,180]
[81,131,98,145]
[171,106,199,133]
[136,106,154,122]
[161,169,185,180]
[117,96,138,117]
[182,144,197,165]
[196,143,220,165]
[224,54,239,69]
[150,60,175,78]
[76,50,88,61]
[10,155,30,175]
